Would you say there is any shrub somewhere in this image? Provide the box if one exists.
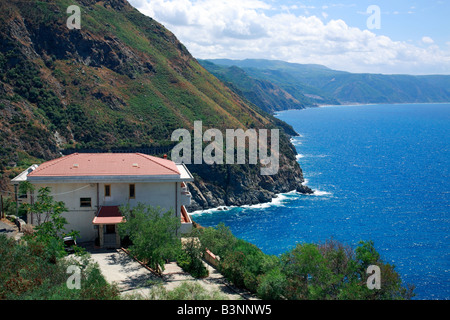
[256,266,287,300]
[126,281,229,300]
[177,237,209,278]
[194,222,237,258]
[0,234,119,300]
[196,224,415,300]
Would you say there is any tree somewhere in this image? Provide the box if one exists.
[354,240,415,300]
[281,240,415,300]
[196,224,415,300]
[18,180,35,197]
[195,222,238,257]
[0,234,119,300]
[22,186,80,262]
[24,187,67,232]
[118,204,182,274]
[257,266,287,300]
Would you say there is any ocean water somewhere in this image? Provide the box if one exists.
[191,103,450,300]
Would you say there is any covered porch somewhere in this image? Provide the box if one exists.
[92,205,193,248]
[93,206,123,249]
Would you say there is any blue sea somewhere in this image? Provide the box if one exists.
[191,103,450,300]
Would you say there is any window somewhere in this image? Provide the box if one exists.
[129,184,135,199]
[105,185,111,197]
[80,198,92,207]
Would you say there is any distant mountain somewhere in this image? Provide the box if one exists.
[0,0,305,209]
[205,59,450,106]
[198,60,308,113]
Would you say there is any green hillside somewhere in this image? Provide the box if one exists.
[198,60,308,113]
[0,0,305,209]
[207,59,450,106]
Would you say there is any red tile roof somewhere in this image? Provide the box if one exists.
[93,206,123,225]
[28,153,180,177]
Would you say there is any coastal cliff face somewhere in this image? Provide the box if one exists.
[0,0,307,207]
[185,135,305,211]
[186,160,304,211]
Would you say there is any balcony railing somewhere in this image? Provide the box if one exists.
[180,182,192,206]
[180,205,191,224]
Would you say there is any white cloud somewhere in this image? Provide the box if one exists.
[422,36,434,44]
[129,0,450,75]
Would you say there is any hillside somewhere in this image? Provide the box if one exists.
[0,0,305,210]
[206,59,450,106]
[198,60,308,113]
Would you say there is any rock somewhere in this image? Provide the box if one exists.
[186,145,306,211]
[296,184,314,195]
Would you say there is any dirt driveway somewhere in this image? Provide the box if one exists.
[87,248,253,300]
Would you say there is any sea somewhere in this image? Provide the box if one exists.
[190,103,450,300]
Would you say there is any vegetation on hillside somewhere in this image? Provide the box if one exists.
[1,190,415,300]
[0,186,119,300]
[198,60,308,113]
[118,204,182,274]
[0,235,120,300]
[0,0,304,209]
[206,59,450,106]
[118,203,209,278]
[194,223,415,300]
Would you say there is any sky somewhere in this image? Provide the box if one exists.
[128,0,450,75]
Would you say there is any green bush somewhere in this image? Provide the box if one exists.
[0,235,119,300]
[196,224,415,300]
[177,237,209,278]
[256,266,287,300]
[126,281,229,300]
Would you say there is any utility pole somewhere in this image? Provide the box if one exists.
[14,184,18,216]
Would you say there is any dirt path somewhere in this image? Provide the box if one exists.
[0,218,21,240]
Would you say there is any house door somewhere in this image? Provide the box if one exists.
[103,224,117,248]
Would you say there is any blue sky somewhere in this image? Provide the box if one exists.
[274,0,448,46]
[129,0,450,74]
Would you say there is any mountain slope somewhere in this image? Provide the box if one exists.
[208,59,450,105]
[0,0,305,209]
[198,60,308,113]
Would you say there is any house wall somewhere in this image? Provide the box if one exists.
[30,182,180,242]
[29,183,98,242]
[99,182,179,215]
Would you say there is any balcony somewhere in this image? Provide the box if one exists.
[180,182,192,206]
[180,205,192,234]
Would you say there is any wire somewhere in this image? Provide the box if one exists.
[0,184,92,197]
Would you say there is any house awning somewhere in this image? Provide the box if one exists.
[93,206,124,225]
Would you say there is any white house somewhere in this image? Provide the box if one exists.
[11,153,194,248]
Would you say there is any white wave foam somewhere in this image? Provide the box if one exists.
[191,190,300,215]
[241,193,290,209]
[290,137,303,145]
[313,190,332,196]
[241,202,272,209]
[189,205,237,216]
[296,154,305,160]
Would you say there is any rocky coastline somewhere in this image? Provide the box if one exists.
[185,135,314,211]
